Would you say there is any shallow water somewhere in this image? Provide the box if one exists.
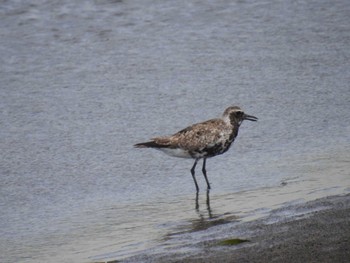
[1,0,350,262]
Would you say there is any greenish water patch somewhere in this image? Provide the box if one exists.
[217,238,249,246]
[93,260,119,263]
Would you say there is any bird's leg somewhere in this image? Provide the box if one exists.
[191,159,199,192]
[202,158,211,189]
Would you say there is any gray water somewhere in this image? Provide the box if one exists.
[1,0,350,262]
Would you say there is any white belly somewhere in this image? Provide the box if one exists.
[156,148,192,158]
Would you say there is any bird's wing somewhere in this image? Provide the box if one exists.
[170,119,228,151]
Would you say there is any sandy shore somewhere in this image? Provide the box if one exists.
[123,193,350,263]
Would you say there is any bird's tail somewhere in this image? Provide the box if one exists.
[134,141,158,148]
[134,138,171,148]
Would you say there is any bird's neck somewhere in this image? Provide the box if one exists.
[222,118,239,142]
[222,115,241,127]
[230,124,239,140]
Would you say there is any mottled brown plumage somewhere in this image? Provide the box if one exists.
[134,106,257,191]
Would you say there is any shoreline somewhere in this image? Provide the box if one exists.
[122,193,350,263]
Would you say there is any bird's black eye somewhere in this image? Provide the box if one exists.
[236,111,244,116]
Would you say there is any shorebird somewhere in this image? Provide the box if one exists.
[134,106,258,191]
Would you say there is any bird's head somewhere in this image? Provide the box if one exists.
[223,106,258,126]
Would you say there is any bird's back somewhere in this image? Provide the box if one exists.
[153,118,238,158]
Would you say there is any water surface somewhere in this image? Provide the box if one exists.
[1,0,349,262]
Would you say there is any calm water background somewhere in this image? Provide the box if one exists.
[1,0,350,262]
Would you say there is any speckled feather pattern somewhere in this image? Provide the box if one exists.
[134,106,257,159]
[151,118,238,158]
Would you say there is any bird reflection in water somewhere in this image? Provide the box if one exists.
[195,189,212,218]
[191,190,238,233]
[161,191,238,242]
[186,190,214,232]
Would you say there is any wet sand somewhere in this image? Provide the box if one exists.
[124,193,350,263]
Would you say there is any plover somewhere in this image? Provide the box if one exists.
[134,106,257,191]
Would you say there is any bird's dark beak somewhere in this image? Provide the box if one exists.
[244,114,258,121]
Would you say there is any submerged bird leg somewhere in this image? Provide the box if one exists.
[202,158,211,189]
[191,159,199,192]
